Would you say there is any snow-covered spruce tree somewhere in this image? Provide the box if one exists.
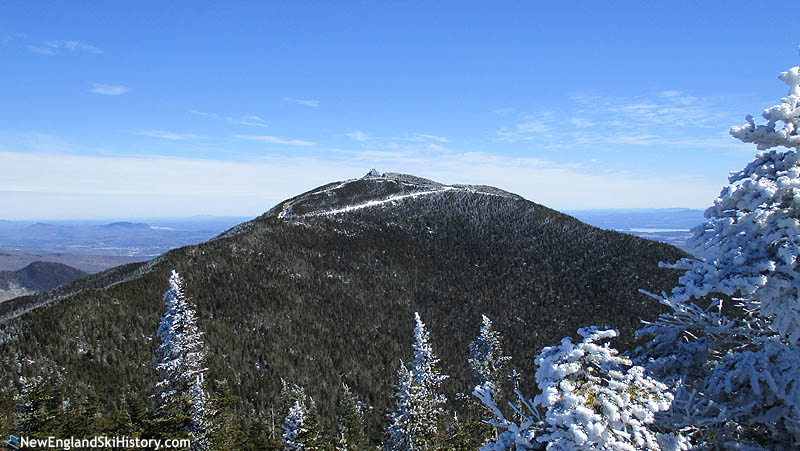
[469,315,513,445]
[283,399,311,450]
[385,312,449,450]
[154,270,210,449]
[386,362,414,450]
[475,328,684,450]
[189,374,210,450]
[469,315,512,396]
[637,50,800,448]
[281,383,324,450]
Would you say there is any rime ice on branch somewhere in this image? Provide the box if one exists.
[385,312,449,450]
[474,327,682,450]
[637,48,800,448]
[154,270,210,450]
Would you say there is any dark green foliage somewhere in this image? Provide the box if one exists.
[0,176,687,443]
[281,382,329,448]
[0,387,13,440]
[337,383,369,449]
[443,416,493,450]
[0,261,87,293]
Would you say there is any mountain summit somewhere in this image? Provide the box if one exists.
[0,173,686,438]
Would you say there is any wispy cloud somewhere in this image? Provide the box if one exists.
[136,130,204,140]
[26,39,102,55]
[284,97,320,107]
[89,83,129,96]
[393,133,449,143]
[567,90,723,129]
[48,40,102,54]
[1,32,27,44]
[495,90,739,149]
[496,112,554,142]
[26,45,56,55]
[189,110,268,128]
[346,130,370,142]
[234,134,314,147]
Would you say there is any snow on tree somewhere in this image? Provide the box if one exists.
[385,312,449,450]
[637,48,800,448]
[283,398,310,450]
[189,373,210,451]
[475,328,684,451]
[472,381,538,450]
[281,383,324,450]
[386,362,414,450]
[154,270,210,448]
[469,315,512,393]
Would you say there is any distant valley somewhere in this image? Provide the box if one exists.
[567,208,706,252]
[0,216,251,258]
[0,217,252,302]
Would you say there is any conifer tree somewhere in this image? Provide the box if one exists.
[469,315,511,403]
[385,312,448,450]
[474,328,685,450]
[154,270,210,449]
[636,48,800,448]
[336,383,368,450]
[281,382,325,450]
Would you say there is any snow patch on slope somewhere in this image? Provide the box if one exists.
[304,187,457,217]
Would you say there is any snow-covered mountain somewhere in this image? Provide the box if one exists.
[0,173,687,440]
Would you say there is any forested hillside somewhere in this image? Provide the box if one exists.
[0,261,87,302]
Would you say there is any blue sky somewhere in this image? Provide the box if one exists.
[1,1,798,219]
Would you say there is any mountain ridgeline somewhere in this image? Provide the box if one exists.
[0,173,687,440]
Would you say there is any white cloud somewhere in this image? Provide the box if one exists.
[346,130,370,142]
[27,39,102,55]
[496,121,551,141]
[284,97,320,107]
[0,147,724,219]
[569,118,595,128]
[136,130,203,140]
[495,91,738,149]
[89,83,129,95]
[393,133,449,143]
[567,91,724,129]
[189,110,268,128]
[234,134,314,147]
[26,45,55,55]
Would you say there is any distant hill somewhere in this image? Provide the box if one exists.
[0,173,687,440]
[0,261,88,302]
[0,217,250,257]
[0,248,146,273]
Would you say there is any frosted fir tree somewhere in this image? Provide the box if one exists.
[385,312,449,450]
[469,315,512,394]
[154,270,210,449]
[637,48,800,448]
[386,362,414,450]
[283,399,311,451]
[189,374,210,451]
[475,328,684,451]
[281,383,324,450]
